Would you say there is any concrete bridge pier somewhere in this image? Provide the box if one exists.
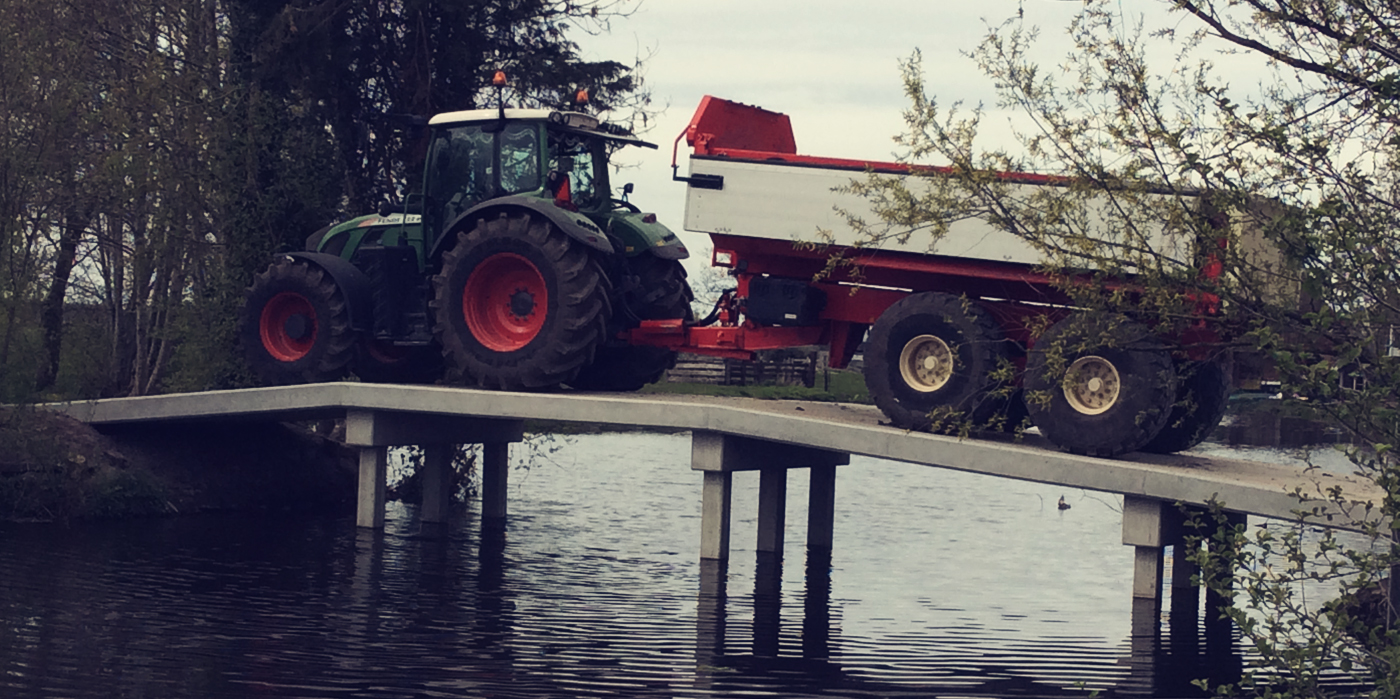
[343,410,524,529]
[691,431,850,561]
[1123,495,1188,635]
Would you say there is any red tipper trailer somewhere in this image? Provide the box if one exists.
[629,96,1231,458]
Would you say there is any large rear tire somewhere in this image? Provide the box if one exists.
[240,257,355,385]
[1140,359,1231,454]
[864,292,1013,430]
[1025,313,1176,457]
[432,212,610,390]
[569,255,692,392]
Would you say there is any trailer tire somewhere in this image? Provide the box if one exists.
[1140,359,1231,454]
[352,339,443,384]
[1025,313,1176,457]
[241,257,355,385]
[864,292,1012,430]
[570,256,693,392]
[432,212,610,390]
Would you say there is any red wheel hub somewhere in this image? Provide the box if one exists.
[260,292,318,362]
[365,339,410,364]
[463,252,548,352]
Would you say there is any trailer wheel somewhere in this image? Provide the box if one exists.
[352,339,443,384]
[432,211,610,390]
[864,292,1012,430]
[570,256,693,392]
[1140,359,1231,454]
[240,257,355,385]
[1025,313,1176,457]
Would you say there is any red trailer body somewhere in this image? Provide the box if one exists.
[630,96,1230,458]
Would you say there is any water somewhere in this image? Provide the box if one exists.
[0,431,1330,698]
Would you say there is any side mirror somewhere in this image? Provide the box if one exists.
[377,194,424,218]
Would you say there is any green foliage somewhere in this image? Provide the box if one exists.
[0,407,169,520]
[387,444,478,505]
[81,470,171,519]
[0,0,650,398]
[848,0,1400,694]
[640,369,871,404]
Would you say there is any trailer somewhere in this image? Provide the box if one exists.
[629,96,1232,458]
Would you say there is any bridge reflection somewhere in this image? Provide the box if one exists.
[694,545,1241,698]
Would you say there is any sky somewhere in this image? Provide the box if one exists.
[572,0,1102,267]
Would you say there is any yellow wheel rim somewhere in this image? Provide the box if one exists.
[898,334,954,393]
[1063,355,1120,415]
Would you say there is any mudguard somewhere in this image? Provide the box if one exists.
[605,211,689,261]
[285,251,374,332]
[432,195,615,261]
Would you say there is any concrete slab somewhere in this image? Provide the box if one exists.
[46,382,1387,529]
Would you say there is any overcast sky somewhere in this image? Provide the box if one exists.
[573,0,1097,263]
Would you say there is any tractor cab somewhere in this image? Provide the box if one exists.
[419,108,684,262]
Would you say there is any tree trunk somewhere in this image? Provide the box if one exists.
[34,206,87,392]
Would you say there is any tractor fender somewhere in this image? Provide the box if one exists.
[642,235,689,261]
[432,195,615,261]
[284,251,374,332]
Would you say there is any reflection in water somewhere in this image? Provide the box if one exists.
[1216,405,1350,449]
[0,431,1356,697]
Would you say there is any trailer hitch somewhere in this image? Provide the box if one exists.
[670,131,724,190]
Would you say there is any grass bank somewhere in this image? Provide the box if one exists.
[638,368,871,404]
[522,370,871,435]
[0,407,356,522]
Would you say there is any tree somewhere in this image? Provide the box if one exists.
[847,1,1400,694]
[0,0,651,399]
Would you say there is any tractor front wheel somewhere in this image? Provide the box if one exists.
[1025,313,1176,457]
[240,257,355,385]
[432,212,611,390]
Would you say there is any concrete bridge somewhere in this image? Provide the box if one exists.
[48,382,1386,646]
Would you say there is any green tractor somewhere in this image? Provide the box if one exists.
[239,101,692,391]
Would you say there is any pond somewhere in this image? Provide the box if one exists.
[0,430,1365,698]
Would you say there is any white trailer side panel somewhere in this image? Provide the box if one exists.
[682,158,1185,266]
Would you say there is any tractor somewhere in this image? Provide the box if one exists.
[239,84,693,391]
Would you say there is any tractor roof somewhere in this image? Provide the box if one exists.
[429,108,656,149]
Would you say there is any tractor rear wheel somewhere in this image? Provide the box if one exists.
[1025,313,1176,457]
[240,257,355,385]
[432,211,610,390]
[569,255,693,392]
[864,292,1013,430]
[1140,359,1231,454]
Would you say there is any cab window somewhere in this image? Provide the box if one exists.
[426,123,541,230]
[499,124,541,194]
[548,130,601,210]
[426,125,492,229]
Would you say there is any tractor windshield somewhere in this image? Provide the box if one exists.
[424,122,542,233]
[548,129,604,210]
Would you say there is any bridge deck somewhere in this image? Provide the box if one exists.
[49,382,1383,527]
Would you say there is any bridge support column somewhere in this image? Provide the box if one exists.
[691,431,848,561]
[420,444,454,524]
[756,468,787,556]
[807,464,837,551]
[1122,495,1184,635]
[345,410,523,530]
[356,446,388,529]
[481,441,510,529]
